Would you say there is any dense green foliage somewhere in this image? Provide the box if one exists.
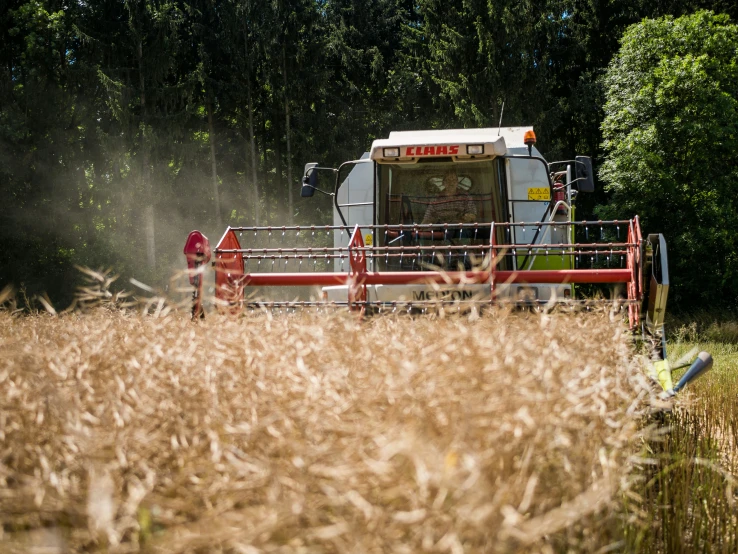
[1,1,736,307]
[600,11,738,310]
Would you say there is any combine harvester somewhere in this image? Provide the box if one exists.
[184,126,711,396]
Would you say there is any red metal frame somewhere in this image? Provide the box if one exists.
[183,230,211,319]
[210,221,644,328]
[215,229,244,307]
[626,216,643,330]
[347,226,367,313]
[223,269,631,287]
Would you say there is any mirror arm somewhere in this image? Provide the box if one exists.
[548,159,584,167]
[303,184,335,197]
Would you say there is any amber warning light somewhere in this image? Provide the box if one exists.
[524,130,537,155]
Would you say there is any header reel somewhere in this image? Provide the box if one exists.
[189,218,643,316]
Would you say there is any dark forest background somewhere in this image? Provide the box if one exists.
[2,0,737,310]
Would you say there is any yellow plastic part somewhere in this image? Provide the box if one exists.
[647,359,674,392]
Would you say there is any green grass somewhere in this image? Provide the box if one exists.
[670,311,738,344]
[628,323,738,553]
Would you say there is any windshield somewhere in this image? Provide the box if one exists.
[377,159,505,227]
[375,159,508,271]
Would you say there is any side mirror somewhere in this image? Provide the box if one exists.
[300,163,319,198]
[575,156,595,192]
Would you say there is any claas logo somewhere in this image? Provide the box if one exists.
[405,145,460,156]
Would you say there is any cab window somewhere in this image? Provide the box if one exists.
[377,160,505,227]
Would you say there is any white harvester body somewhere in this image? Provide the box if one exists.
[325,127,572,304]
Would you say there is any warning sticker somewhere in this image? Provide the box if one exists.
[527,187,551,201]
[364,234,373,245]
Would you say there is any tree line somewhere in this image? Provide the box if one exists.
[1,1,736,310]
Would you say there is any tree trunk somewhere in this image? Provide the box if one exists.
[2,57,12,111]
[274,112,283,225]
[207,94,222,228]
[260,116,269,224]
[124,69,135,233]
[282,45,293,225]
[137,38,155,269]
[244,28,260,225]
[112,157,124,232]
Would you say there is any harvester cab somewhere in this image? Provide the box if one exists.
[184,126,712,397]
[320,127,586,306]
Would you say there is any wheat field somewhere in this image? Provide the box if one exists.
[0,304,656,553]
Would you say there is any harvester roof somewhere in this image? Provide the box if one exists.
[370,126,534,162]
